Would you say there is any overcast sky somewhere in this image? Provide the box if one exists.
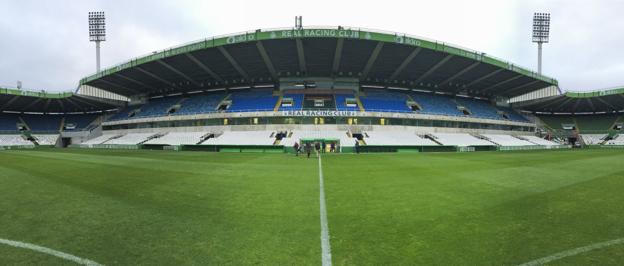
[0,0,622,92]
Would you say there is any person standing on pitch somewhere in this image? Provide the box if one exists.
[305,142,312,158]
[293,141,300,156]
[330,142,336,153]
[314,141,321,157]
[355,139,360,154]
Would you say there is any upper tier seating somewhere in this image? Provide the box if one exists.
[21,114,62,132]
[360,89,411,113]
[143,132,207,145]
[133,96,183,118]
[64,114,99,131]
[335,94,360,111]
[455,98,500,120]
[203,131,275,145]
[481,134,535,146]
[410,92,463,116]
[498,107,529,122]
[522,135,561,146]
[539,115,575,130]
[279,94,304,111]
[580,134,607,145]
[33,134,59,145]
[575,115,619,133]
[0,135,33,146]
[430,133,493,146]
[176,92,226,115]
[227,89,278,112]
[364,131,438,146]
[0,113,21,131]
[104,133,155,145]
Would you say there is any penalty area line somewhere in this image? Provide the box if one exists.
[318,153,332,266]
[518,238,624,266]
[0,238,102,266]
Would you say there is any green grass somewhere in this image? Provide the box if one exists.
[1,148,624,265]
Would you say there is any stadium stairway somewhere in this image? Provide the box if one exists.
[424,134,444,146]
[274,95,283,112]
[17,116,30,131]
[355,95,365,112]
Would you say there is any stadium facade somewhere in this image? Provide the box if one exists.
[1,26,623,151]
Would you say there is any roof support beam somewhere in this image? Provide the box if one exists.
[481,74,523,92]
[0,95,20,110]
[157,60,201,87]
[361,42,384,79]
[505,80,541,95]
[98,78,142,95]
[114,73,151,91]
[553,98,574,111]
[43,99,51,111]
[64,97,84,111]
[440,62,480,87]
[136,66,176,88]
[295,39,307,74]
[596,97,619,111]
[218,46,250,80]
[256,41,277,80]
[389,47,421,81]
[56,99,65,112]
[21,98,43,111]
[69,96,99,108]
[586,98,596,112]
[414,54,453,84]
[540,96,570,110]
[331,38,344,75]
[185,53,223,83]
[465,69,504,88]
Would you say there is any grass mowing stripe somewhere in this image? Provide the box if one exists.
[518,238,624,266]
[0,238,102,266]
[318,153,332,266]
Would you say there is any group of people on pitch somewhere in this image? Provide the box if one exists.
[293,141,337,158]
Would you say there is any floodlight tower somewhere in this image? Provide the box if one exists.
[532,12,550,74]
[88,12,106,72]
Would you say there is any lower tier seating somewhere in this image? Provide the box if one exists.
[364,131,438,146]
[580,134,607,145]
[0,135,33,146]
[143,132,207,145]
[430,133,494,146]
[32,134,59,145]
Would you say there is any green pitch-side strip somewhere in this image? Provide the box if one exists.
[565,86,624,98]
[0,87,74,99]
[79,27,558,86]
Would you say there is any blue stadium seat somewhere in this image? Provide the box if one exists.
[335,94,359,111]
[0,113,21,132]
[455,97,500,120]
[410,92,463,116]
[133,96,183,118]
[279,94,304,111]
[176,92,226,115]
[63,114,98,131]
[21,114,63,132]
[227,89,278,112]
[360,89,411,113]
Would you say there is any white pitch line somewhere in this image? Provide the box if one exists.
[0,238,103,266]
[318,153,332,266]
[518,238,624,266]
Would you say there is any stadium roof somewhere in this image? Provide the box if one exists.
[0,87,123,113]
[514,86,624,114]
[80,26,558,98]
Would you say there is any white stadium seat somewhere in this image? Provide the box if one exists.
[143,132,207,145]
[523,136,561,146]
[482,134,536,146]
[0,135,34,146]
[32,134,59,145]
[203,131,275,145]
[364,131,438,146]
[104,133,155,145]
[430,133,493,146]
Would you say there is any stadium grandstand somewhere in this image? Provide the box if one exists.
[1,27,623,151]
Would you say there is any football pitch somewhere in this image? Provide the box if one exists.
[1,148,624,265]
